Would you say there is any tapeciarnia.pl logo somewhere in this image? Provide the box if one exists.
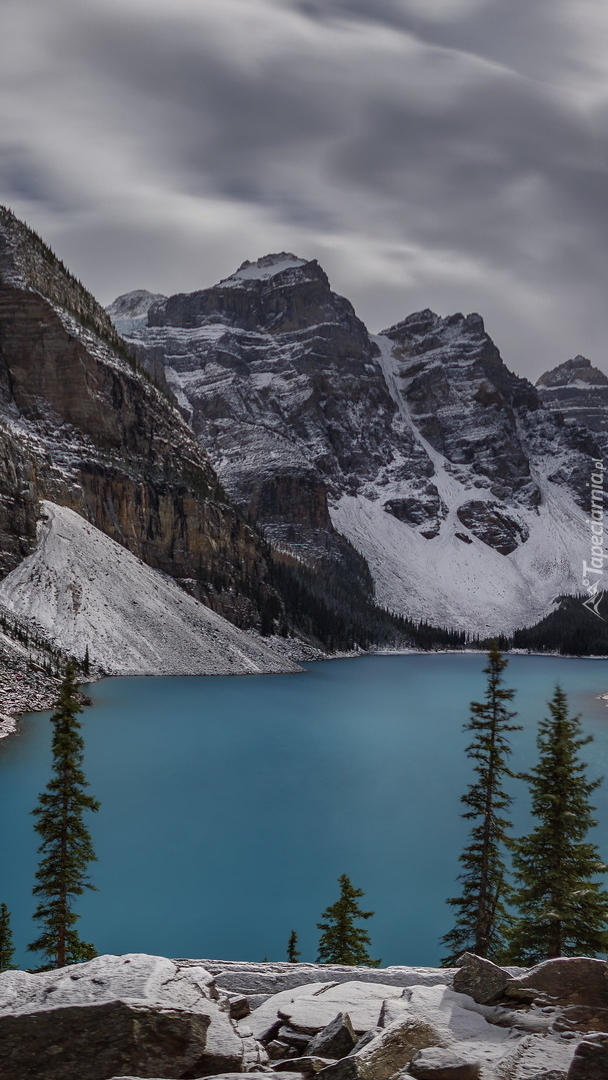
[582,459,606,620]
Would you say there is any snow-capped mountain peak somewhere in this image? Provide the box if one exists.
[223,253,308,284]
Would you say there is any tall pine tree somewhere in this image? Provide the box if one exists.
[506,685,608,963]
[0,904,16,971]
[317,874,380,966]
[441,643,520,964]
[28,663,100,969]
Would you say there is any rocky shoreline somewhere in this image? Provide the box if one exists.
[1,952,607,1079]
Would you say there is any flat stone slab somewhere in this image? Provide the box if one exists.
[182,959,455,997]
[410,1045,481,1079]
[271,1057,336,1075]
[0,953,217,1016]
[110,1075,304,1080]
[272,981,408,1034]
[505,958,608,1008]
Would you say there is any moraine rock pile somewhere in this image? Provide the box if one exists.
[2,952,608,1079]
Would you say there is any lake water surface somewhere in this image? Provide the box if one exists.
[2,653,608,969]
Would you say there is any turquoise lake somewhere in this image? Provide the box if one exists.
[2,653,608,970]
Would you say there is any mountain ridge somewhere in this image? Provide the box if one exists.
[109,257,605,635]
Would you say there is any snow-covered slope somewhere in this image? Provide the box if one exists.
[329,335,589,635]
[0,503,299,676]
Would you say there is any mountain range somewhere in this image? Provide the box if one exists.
[109,253,601,635]
[0,207,606,722]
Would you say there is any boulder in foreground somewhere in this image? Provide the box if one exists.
[0,954,251,1080]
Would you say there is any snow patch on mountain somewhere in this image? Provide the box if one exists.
[330,336,589,635]
[224,253,307,284]
[106,289,167,336]
[0,503,300,676]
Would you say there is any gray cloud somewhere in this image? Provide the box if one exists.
[0,0,607,380]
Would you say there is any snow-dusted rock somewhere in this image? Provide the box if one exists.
[253,981,411,1037]
[270,1055,336,1075]
[409,1045,481,1079]
[306,1011,358,1058]
[0,955,595,1080]
[192,959,454,998]
[0,954,256,1080]
[110,1075,304,1080]
[497,1033,577,1079]
[315,1014,446,1079]
[567,1032,608,1078]
[0,502,300,676]
[505,957,608,1008]
[537,355,608,451]
[0,954,217,1015]
[452,953,511,1004]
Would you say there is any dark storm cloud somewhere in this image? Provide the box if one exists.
[1,0,607,379]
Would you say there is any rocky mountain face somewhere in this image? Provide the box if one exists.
[0,207,279,630]
[536,354,608,450]
[109,256,400,558]
[111,255,604,635]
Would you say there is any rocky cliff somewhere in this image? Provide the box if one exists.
[0,207,279,631]
[536,355,608,451]
[111,255,605,636]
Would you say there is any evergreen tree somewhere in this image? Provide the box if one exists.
[506,686,608,963]
[317,874,380,966]
[28,663,100,969]
[83,645,90,676]
[0,904,16,971]
[441,643,520,964]
[287,930,300,963]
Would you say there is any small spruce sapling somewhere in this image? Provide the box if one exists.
[0,904,16,971]
[287,930,300,963]
[317,874,380,966]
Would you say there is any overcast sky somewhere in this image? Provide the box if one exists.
[1,0,608,379]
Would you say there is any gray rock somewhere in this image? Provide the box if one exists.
[349,1027,383,1052]
[271,1056,336,1076]
[277,1024,315,1052]
[229,994,251,1020]
[505,958,608,1008]
[567,1032,608,1079]
[0,953,253,1080]
[188,959,454,997]
[409,1046,481,1079]
[267,1039,299,1060]
[110,1075,306,1080]
[306,1012,358,1059]
[316,1016,444,1080]
[455,500,529,555]
[0,1000,212,1080]
[452,953,510,1004]
[275,981,407,1035]
[527,1072,568,1080]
